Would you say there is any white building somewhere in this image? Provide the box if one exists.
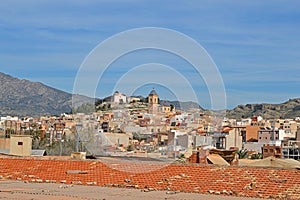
[112,91,127,104]
[279,129,295,141]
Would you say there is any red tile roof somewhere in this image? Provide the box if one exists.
[1,157,300,199]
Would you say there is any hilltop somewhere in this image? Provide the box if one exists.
[226,98,300,119]
[0,72,73,117]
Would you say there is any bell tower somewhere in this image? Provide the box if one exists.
[148,88,158,114]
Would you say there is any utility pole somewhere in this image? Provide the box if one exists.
[75,124,80,152]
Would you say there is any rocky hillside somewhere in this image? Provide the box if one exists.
[0,72,74,117]
[226,98,300,119]
[169,100,203,111]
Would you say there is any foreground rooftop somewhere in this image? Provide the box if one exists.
[0,156,300,199]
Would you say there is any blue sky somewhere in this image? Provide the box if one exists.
[0,0,299,109]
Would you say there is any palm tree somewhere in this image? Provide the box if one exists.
[236,149,248,159]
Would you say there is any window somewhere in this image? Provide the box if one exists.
[18,142,23,146]
[276,148,281,153]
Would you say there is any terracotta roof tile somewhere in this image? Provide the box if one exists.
[1,157,300,199]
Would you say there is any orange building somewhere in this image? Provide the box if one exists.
[245,125,261,142]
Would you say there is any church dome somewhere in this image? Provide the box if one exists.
[149,88,157,95]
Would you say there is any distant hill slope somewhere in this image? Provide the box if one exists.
[0,72,74,117]
[1,72,300,119]
[169,100,204,111]
[226,98,300,119]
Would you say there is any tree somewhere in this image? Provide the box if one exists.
[95,99,104,107]
[236,149,248,159]
[5,128,14,138]
[132,132,141,141]
[250,153,263,159]
[127,144,134,151]
[170,104,175,111]
[143,97,148,103]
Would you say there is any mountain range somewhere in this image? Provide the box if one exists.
[0,72,300,119]
[0,72,73,117]
[226,98,300,119]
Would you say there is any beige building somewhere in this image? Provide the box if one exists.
[159,105,171,113]
[225,129,243,150]
[275,120,298,136]
[10,135,32,156]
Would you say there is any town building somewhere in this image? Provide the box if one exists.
[111,91,127,104]
[148,89,159,114]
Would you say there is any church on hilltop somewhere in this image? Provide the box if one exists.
[104,91,127,104]
[147,88,172,114]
